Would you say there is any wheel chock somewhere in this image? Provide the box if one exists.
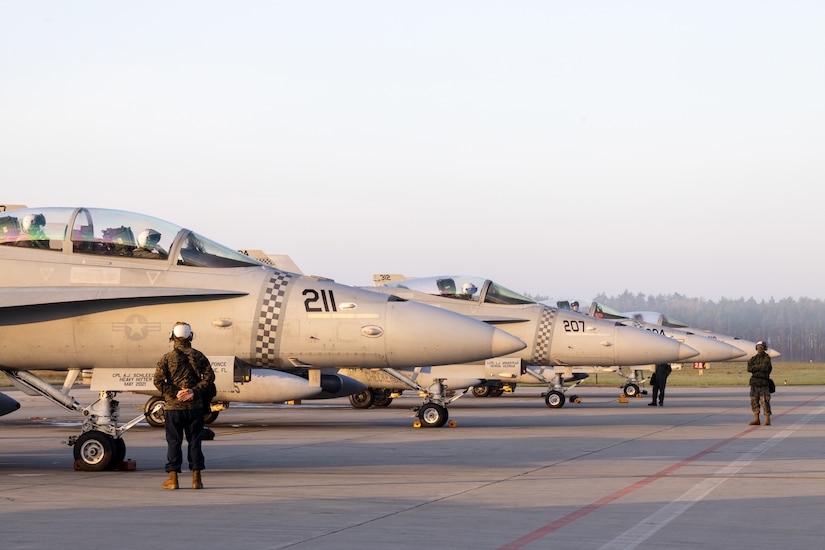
[570,395,581,404]
[448,420,457,428]
[634,393,644,398]
[618,394,629,403]
[413,421,422,429]
[116,459,137,471]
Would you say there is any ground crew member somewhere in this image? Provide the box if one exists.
[154,321,215,489]
[648,363,672,406]
[747,340,773,425]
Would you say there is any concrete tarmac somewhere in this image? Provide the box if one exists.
[1,384,824,550]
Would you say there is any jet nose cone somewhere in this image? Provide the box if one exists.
[675,342,700,362]
[685,336,747,362]
[492,330,529,358]
[614,324,699,365]
[385,301,525,367]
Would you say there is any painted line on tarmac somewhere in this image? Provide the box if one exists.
[498,393,825,550]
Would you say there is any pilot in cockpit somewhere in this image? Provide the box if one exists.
[459,282,478,300]
[133,228,168,259]
[17,213,49,249]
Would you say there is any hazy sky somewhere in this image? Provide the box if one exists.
[2,2,823,302]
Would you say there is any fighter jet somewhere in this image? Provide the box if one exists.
[622,309,782,361]
[601,305,781,393]
[0,206,525,470]
[334,274,700,426]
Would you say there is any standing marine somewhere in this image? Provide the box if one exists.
[747,340,773,426]
[154,321,215,489]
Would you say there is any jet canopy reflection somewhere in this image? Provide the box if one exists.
[0,207,264,269]
[589,302,690,327]
[382,276,535,306]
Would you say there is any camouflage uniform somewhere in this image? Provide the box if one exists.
[747,349,773,416]
[154,341,215,473]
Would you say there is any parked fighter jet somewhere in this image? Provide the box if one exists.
[601,305,781,392]
[540,302,747,397]
[621,309,782,362]
[334,274,700,426]
[0,207,525,470]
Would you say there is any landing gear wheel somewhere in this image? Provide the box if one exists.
[73,431,115,472]
[471,386,491,398]
[623,383,640,397]
[144,397,165,428]
[203,410,220,424]
[349,389,375,409]
[373,390,393,407]
[109,437,127,469]
[544,390,566,409]
[489,388,505,397]
[418,403,449,428]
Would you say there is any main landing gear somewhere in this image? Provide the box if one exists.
[143,395,223,427]
[1,368,146,471]
[349,369,462,428]
[540,372,588,409]
[348,388,396,409]
[614,368,650,398]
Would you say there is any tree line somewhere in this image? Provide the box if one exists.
[583,291,823,362]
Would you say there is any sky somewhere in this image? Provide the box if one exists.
[2,1,824,303]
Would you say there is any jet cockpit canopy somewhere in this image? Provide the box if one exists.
[382,275,535,305]
[0,206,265,269]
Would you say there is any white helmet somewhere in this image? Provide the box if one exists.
[171,323,192,340]
[138,228,161,248]
[462,282,477,294]
[22,213,45,233]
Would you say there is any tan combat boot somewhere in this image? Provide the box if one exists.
[764,414,771,426]
[192,470,203,490]
[162,471,179,490]
[748,412,760,426]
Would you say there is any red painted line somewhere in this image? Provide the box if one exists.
[498,392,825,550]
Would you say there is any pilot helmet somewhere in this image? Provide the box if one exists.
[571,301,579,308]
[138,228,161,248]
[755,340,766,350]
[21,213,45,233]
[170,322,194,341]
[462,282,477,294]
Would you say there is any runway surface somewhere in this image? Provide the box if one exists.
[2,384,824,549]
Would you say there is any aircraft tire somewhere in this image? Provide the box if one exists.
[349,389,375,409]
[471,386,491,398]
[418,403,449,428]
[144,397,165,428]
[73,431,115,472]
[623,383,640,397]
[372,389,393,407]
[203,410,220,424]
[544,390,566,409]
[489,388,505,397]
